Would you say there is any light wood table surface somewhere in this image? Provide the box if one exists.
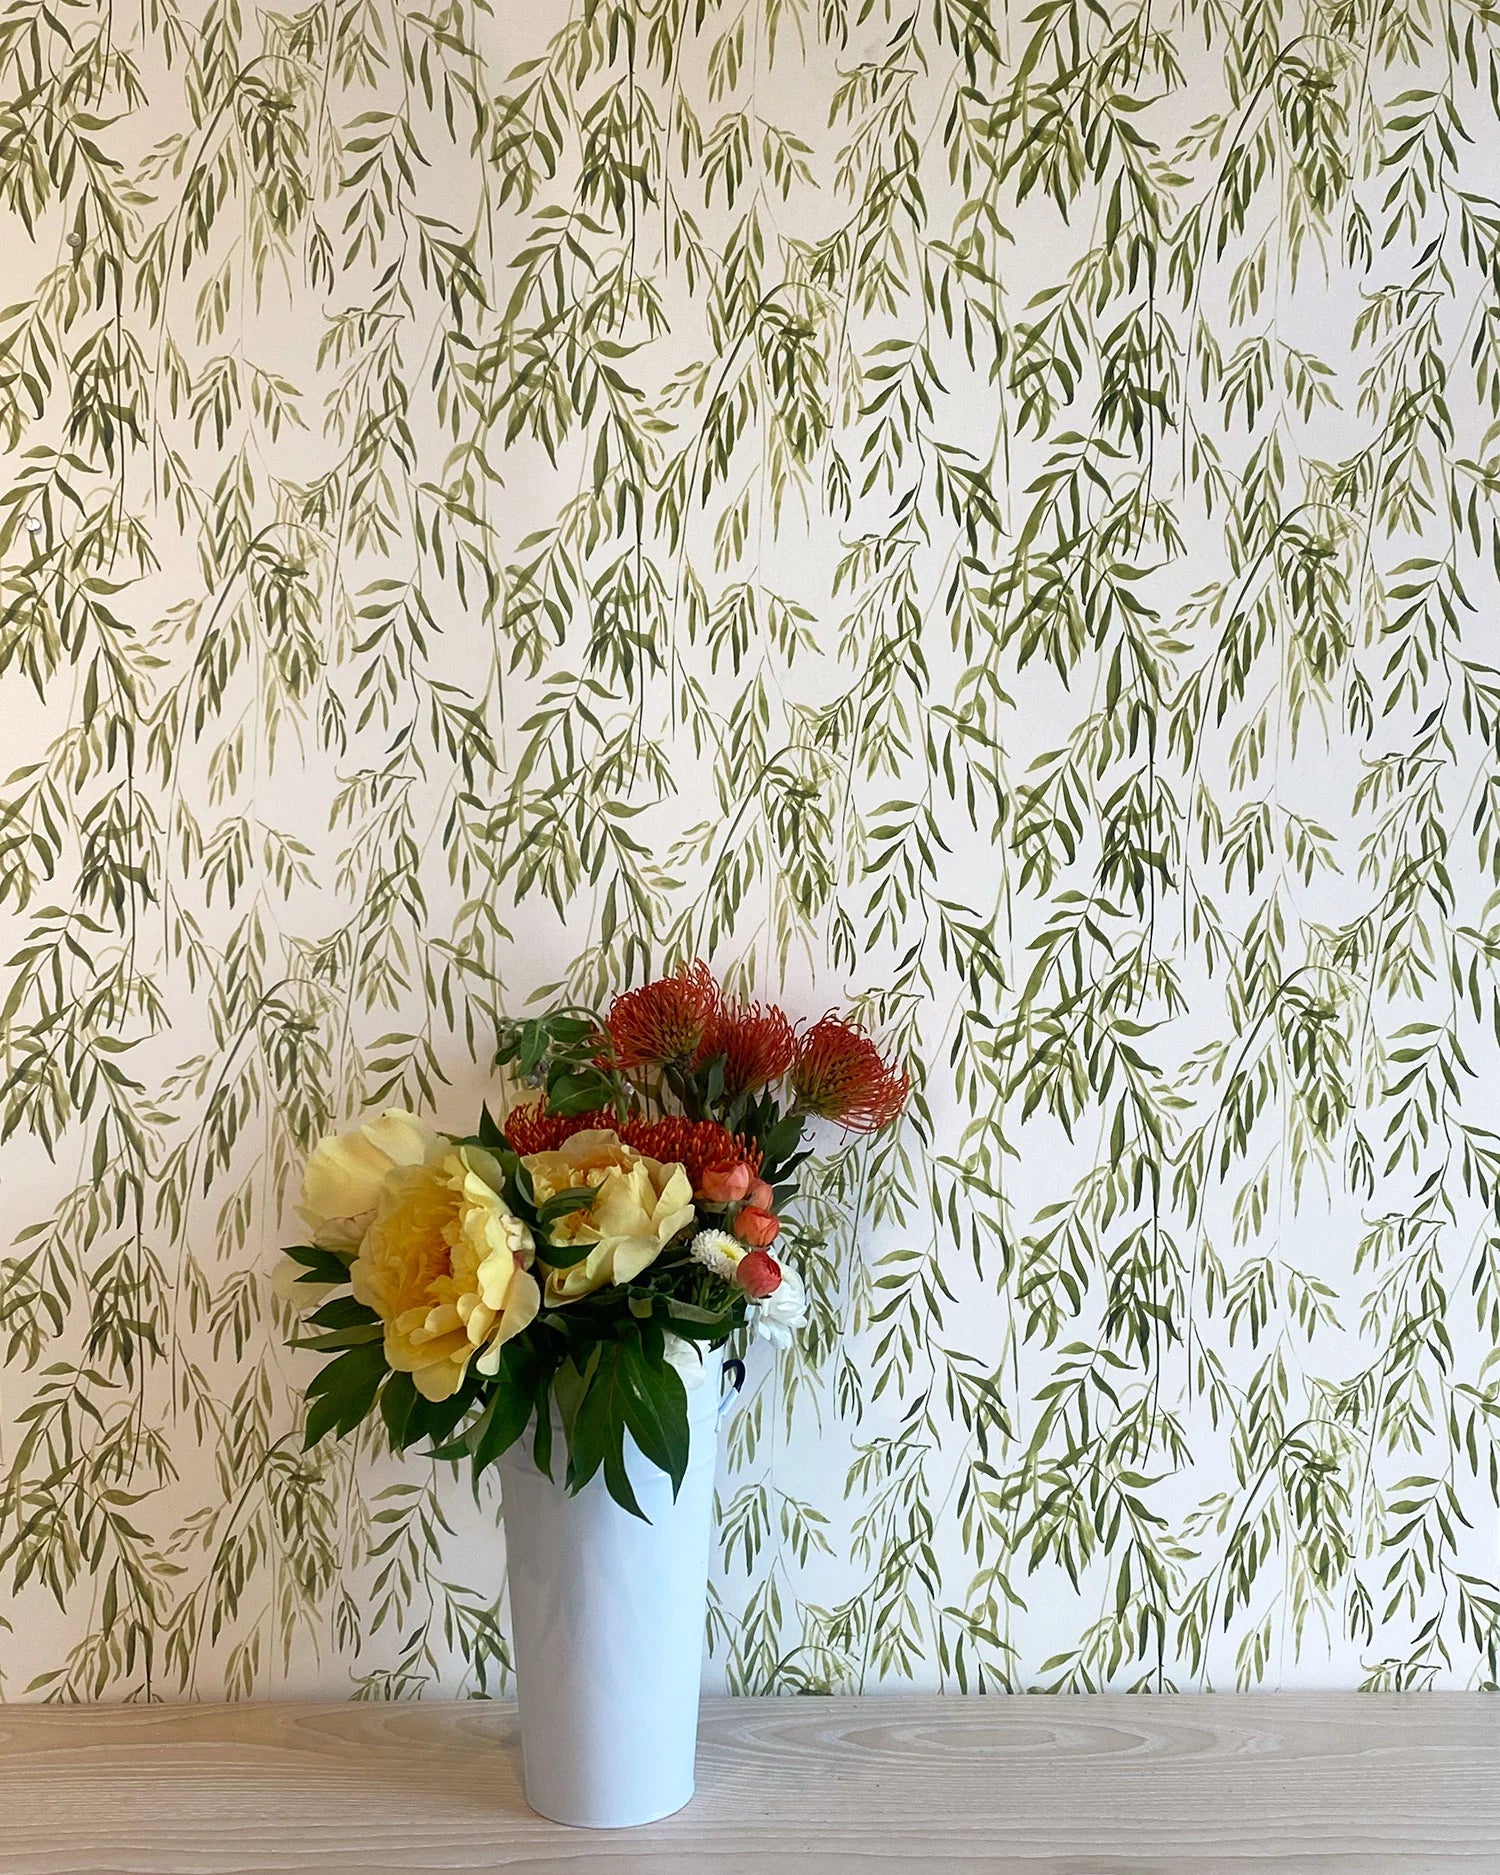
[1,1692,1495,1873]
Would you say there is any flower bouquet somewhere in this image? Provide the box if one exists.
[280,963,907,1826]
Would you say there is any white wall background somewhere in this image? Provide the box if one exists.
[3,0,1500,1699]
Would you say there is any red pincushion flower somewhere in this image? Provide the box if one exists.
[790,1014,910,1133]
[603,963,720,1071]
[697,998,797,1098]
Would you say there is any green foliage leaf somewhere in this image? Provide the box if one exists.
[285,1245,357,1287]
[379,1371,419,1450]
[303,1341,388,1448]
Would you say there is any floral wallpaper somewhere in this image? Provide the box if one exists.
[4,0,1500,1701]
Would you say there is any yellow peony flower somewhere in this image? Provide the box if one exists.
[523,1128,695,1305]
[351,1147,540,1401]
[298,1109,447,1248]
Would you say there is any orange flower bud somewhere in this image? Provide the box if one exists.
[733,1205,781,1248]
[735,1249,783,1299]
[699,1160,753,1203]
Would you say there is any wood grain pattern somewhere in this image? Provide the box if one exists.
[0,1694,1494,1875]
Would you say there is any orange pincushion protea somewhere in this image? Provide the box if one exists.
[697,997,797,1098]
[500,1103,760,1197]
[603,963,720,1070]
[790,1014,910,1133]
[617,1113,761,1193]
[500,1103,613,1156]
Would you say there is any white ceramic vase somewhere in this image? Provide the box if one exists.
[498,1346,731,1829]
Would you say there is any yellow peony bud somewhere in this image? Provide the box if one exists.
[297,1109,447,1248]
[522,1128,695,1305]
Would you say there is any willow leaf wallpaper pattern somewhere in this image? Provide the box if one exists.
[3,0,1500,1699]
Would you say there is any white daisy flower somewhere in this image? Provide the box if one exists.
[689,1227,742,1283]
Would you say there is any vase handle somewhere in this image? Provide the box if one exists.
[718,1355,746,1423]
